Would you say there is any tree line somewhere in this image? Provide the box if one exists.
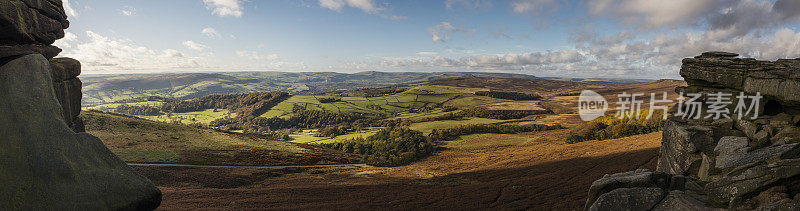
[475,91,542,100]
[321,127,435,167]
[161,91,289,117]
[429,123,563,141]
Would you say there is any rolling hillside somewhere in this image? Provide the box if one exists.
[80,71,540,106]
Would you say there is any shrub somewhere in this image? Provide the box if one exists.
[317,97,342,103]
[566,111,665,144]
[475,91,542,100]
[322,127,435,166]
[429,123,564,141]
[113,104,161,116]
[315,125,351,137]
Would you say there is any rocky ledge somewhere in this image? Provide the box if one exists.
[585,52,800,210]
[0,0,161,210]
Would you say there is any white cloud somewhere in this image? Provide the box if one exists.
[120,6,136,16]
[63,0,77,17]
[588,0,725,30]
[203,0,244,18]
[162,49,184,58]
[319,0,346,11]
[236,51,279,60]
[416,52,438,56]
[182,40,208,51]
[511,0,557,14]
[318,0,405,19]
[53,32,77,49]
[53,31,307,73]
[445,0,493,10]
[201,27,221,38]
[428,22,475,42]
[58,31,203,72]
[353,49,585,71]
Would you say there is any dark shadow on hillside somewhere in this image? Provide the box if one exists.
[151,147,660,210]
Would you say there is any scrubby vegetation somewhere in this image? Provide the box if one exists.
[322,127,435,167]
[161,91,289,116]
[210,105,381,133]
[317,97,342,103]
[429,123,563,141]
[459,107,547,120]
[114,104,162,116]
[475,91,541,100]
[555,92,581,96]
[314,125,351,137]
[113,96,173,103]
[566,111,665,144]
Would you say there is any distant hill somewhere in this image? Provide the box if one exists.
[429,77,606,95]
[80,71,539,106]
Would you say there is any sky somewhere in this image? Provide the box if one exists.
[54,0,800,79]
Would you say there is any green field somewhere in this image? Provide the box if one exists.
[289,128,381,144]
[261,85,506,119]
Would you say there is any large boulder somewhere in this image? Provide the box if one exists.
[49,57,83,132]
[0,0,68,45]
[656,118,713,176]
[705,158,800,205]
[585,52,800,210]
[0,55,161,210]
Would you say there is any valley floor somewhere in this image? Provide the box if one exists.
[141,130,662,210]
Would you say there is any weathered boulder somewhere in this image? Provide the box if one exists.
[0,55,161,210]
[715,143,799,169]
[714,136,749,155]
[706,158,800,205]
[657,118,713,176]
[652,191,722,211]
[588,187,666,211]
[49,57,83,132]
[0,44,61,60]
[0,0,68,45]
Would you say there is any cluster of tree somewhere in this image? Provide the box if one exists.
[317,97,342,103]
[209,106,382,133]
[314,125,351,137]
[321,127,435,166]
[566,111,665,144]
[113,104,161,116]
[555,92,581,96]
[113,96,173,103]
[475,91,542,100]
[331,87,408,97]
[161,91,289,117]
[383,107,548,128]
[429,123,564,141]
[459,108,548,120]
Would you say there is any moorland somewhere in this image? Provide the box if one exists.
[81,72,683,209]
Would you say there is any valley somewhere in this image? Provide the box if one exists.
[79,73,682,209]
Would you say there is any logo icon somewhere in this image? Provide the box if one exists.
[578,90,608,121]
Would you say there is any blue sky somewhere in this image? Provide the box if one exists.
[55,0,800,79]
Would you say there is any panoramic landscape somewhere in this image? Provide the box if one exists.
[3,0,800,210]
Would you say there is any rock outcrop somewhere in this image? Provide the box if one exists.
[0,0,161,210]
[584,52,800,210]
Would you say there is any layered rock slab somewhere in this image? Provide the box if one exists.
[0,55,161,210]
